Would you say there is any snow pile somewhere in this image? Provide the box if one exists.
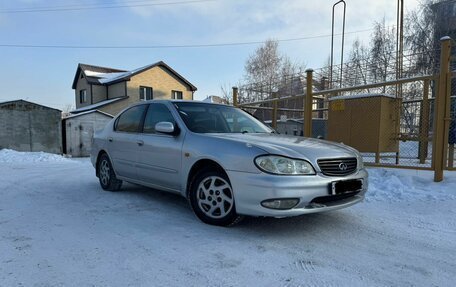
[0,149,72,163]
[367,168,456,202]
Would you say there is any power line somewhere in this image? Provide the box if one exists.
[0,0,170,11]
[0,0,217,14]
[0,28,374,50]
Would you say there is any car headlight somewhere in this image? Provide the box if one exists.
[254,155,315,175]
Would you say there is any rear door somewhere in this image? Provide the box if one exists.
[136,103,183,191]
[108,104,147,180]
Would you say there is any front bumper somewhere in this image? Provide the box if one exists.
[227,168,368,217]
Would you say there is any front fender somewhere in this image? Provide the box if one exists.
[180,133,266,195]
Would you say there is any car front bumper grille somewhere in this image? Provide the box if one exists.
[317,157,357,176]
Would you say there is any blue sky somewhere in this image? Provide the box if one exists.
[0,0,419,110]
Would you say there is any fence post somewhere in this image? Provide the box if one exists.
[304,69,314,137]
[432,37,452,182]
[418,79,430,164]
[272,99,278,129]
[232,87,238,107]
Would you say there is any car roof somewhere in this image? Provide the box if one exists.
[115,100,235,118]
[135,99,232,108]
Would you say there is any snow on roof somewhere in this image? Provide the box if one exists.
[97,63,158,84]
[84,70,107,77]
[84,63,156,85]
[329,93,397,101]
[74,61,197,91]
[84,70,130,82]
[63,109,113,119]
[70,97,126,114]
[98,72,132,84]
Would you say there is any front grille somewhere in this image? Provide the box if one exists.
[317,157,357,176]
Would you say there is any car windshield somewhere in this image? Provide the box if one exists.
[174,102,273,134]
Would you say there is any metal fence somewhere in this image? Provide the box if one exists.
[234,38,455,181]
[449,72,456,170]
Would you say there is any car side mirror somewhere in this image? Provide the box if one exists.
[155,121,177,135]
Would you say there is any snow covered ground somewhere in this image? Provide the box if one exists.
[1,149,455,287]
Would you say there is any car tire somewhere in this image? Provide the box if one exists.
[189,169,243,226]
[98,153,122,191]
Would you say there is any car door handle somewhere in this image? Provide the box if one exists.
[137,140,144,146]
[108,137,113,142]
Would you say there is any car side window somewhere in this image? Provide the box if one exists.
[115,105,147,133]
[143,103,176,134]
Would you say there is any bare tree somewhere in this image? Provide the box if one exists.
[244,39,282,101]
[242,39,305,103]
[369,19,397,90]
[404,1,437,76]
[346,39,370,89]
[314,56,331,90]
[61,103,74,118]
[220,84,233,105]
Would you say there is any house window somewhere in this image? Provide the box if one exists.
[172,90,183,100]
[140,86,153,101]
[79,89,87,103]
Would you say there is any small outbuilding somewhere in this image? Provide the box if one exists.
[327,93,401,162]
[0,99,62,154]
[62,110,113,157]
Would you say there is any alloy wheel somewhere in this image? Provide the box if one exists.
[99,159,110,186]
[196,176,234,219]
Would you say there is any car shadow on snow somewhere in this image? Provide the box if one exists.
[112,182,192,213]
[237,211,359,238]
[107,182,361,238]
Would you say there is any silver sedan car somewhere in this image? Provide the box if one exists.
[91,100,368,226]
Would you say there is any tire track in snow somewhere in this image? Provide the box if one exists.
[292,259,316,273]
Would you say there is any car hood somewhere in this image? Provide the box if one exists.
[208,133,358,162]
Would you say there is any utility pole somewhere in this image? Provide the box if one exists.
[396,0,404,96]
[330,0,346,89]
